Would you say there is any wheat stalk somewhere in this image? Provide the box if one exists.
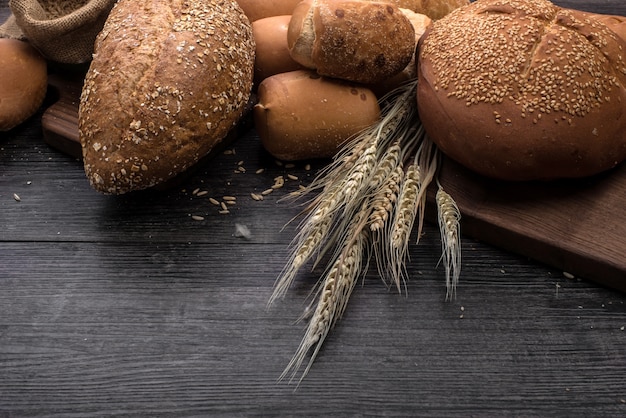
[280,202,370,383]
[436,182,461,300]
[270,79,464,383]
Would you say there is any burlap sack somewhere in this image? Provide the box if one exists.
[0,0,117,64]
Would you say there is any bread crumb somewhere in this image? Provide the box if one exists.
[234,223,252,240]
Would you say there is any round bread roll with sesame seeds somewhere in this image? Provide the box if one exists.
[288,0,416,84]
[417,0,626,181]
[79,0,255,194]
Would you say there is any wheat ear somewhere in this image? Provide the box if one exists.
[280,204,369,383]
[436,181,461,300]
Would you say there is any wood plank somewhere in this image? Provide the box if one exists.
[431,159,626,292]
[40,70,626,294]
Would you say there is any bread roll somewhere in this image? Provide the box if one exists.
[0,39,47,131]
[252,15,306,84]
[417,0,626,181]
[363,0,469,20]
[79,0,255,194]
[370,8,431,96]
[236,0,302,22]
[288,0,415,84]
[254,70,380,161]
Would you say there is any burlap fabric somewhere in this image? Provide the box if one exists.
[0,0,117,64]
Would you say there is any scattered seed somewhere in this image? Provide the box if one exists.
[196,190,209,197]
[285,163,295,169]
[220,202,228,211]
[251,192,263,201]
[305,164,311,171]
[191,215,205,221]
[287,174,298,181]
[563,271,575,279]
[274,160,283,167]
[209,197,220,206]
[192,188,200,195]
[255,168,265,174]
[261,188,274,195]
[237,166,246,173]
[219,209,230,215]
[13,193,21,202]
[224,149,235,155]
[223,196,237,202]
[237,160,244,166]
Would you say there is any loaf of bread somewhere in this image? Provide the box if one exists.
[236,0,302,22]
[252,15,306,84]
[254,70,381,161]
[0,39,47,131]
[370,8,431,96]
[417,0,626,181]
[288,0,415,84]
[79,0,255,194]
[363,0,469,20]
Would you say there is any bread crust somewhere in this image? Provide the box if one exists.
[79,0,255,194]
[417,0,626,181]
[288,0,416,84]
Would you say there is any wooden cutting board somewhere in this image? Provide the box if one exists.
[41,74,626,293]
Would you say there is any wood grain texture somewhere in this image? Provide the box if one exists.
[1,2,626,416]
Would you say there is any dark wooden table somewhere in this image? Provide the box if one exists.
[2,2,626,416]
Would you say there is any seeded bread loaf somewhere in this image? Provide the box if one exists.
[288,0,416,84]
[79,0,255,194]
[417,0,626,181]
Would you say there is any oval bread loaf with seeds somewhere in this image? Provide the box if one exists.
[288,0,416,84]
[417,0,626,181]
[79,0,255,194]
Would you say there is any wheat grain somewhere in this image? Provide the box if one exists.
[369,164,403,232]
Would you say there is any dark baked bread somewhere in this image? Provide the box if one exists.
[417,0,626,181]
[79,0,255,194]
[288,0,416,84]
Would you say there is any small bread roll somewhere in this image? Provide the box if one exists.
[236,0,302,21]
[371,8,431,96]
[252,15,306,84]
[417,0,626,181]
[0,39,47,131]
[254,70,381,161]
[288,0,415,84]
[363,0,469,20]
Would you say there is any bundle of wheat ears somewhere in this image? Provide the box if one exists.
[268,80,461,383]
